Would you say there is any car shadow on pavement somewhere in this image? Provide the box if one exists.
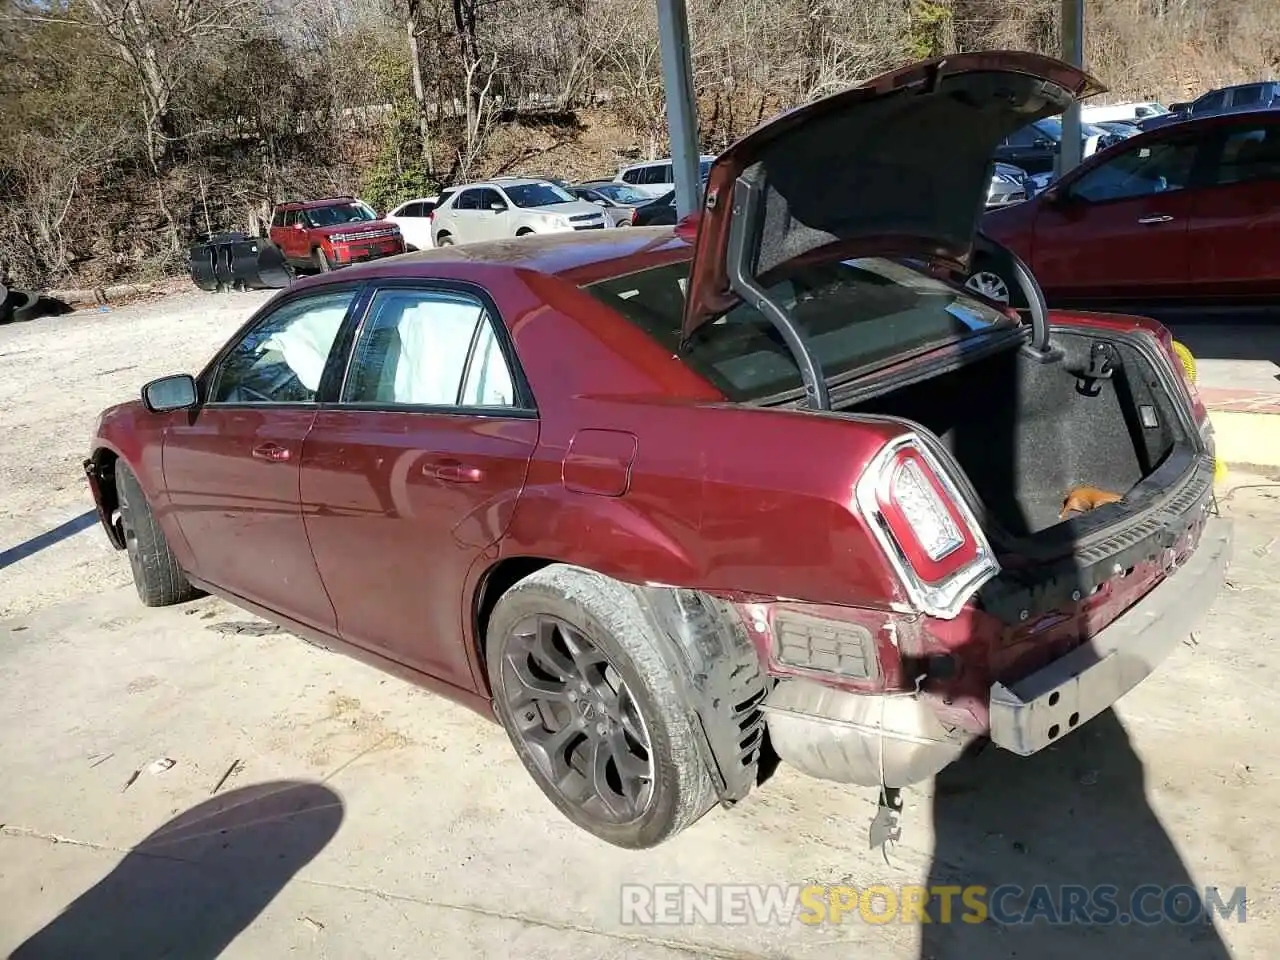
[920,709,1234,959]
[0,511,99,571]
[11,779,344,960]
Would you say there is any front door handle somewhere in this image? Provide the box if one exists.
[1137,215,1175,224]
[251,442,291,462]
[431,461,484,483]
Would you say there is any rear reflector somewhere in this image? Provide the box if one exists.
[855,434,1000,620]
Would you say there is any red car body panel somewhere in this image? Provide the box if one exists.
[299,410,539,690]
[983,110,1280,304]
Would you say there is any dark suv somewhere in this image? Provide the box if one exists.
[268,197,405,272]
[1141,82,1280,131]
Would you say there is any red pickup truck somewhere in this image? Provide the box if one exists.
[268,197,405,272]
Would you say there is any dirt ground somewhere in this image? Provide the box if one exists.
[1,292,1278,958]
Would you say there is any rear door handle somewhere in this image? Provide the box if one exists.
[251,442,291,462]
[430,461,484,483]
[1137,215,1174,224]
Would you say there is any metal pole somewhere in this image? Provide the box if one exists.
[1058,0,1085,177]
[655,0,701,218]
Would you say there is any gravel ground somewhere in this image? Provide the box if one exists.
[0,288,274,618]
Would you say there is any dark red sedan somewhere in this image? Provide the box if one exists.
[973,110,1280,310]
[86,52,1231,850]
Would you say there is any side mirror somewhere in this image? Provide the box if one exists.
[592,198,607,206]
[142,374,198,413]
[489,202,507,212]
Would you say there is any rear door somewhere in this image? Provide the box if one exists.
[163,286,360,630]
[1185,118,1280,299]
[1029,133,1200,302]
[300,283,538,689]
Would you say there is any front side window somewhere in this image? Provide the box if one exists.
[303,202,377,228]
[1068,138,1198,202]
[210,290,356,404]
[1194,91,1226,114]
[343,289,516,407]
[503,182,576,208]
[583,258,1014,402]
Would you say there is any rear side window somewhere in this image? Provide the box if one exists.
[455,190,480,211]
[621,167,642,184]
[1231,85,1265,108]
[342,289,517,408]
[1211,124,1280,185]
[271,209,285,228]
[582,259,1013,402]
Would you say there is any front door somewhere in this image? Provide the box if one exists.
[1030,134,1200,303]
[163,286,359,630]
[300,284,538,690]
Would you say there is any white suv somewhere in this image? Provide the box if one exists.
[430,179,606,247]
[614,156,717,199]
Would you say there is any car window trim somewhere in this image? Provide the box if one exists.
[197,282,367,409]
[327,278,538,418]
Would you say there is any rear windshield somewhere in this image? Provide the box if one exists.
[583,258,1016,401]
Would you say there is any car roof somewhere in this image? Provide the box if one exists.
[276,197,358,210]
[286,227,691,294]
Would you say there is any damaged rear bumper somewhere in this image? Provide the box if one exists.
[989,515,1232,756]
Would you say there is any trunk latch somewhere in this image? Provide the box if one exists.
[1076,341,1118,396]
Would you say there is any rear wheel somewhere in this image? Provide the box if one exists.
[116,463,201,607]
[486,564,716,849]
[436,233,454,247]
[965,256,1027,309]
[312,248,332,273]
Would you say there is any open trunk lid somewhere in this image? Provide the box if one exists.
[681,52,1103,406]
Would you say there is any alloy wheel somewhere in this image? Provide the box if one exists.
[965,270,1011,304]
[500,616,655,824]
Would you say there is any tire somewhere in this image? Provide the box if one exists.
[436,233,454,247]
[965,257,1027,309]
[5,290,38,323]
[312,248,332,273]
[116,463,201,607]
[486,564,717,849]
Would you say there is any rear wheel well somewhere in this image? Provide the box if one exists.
[473,556,556,676]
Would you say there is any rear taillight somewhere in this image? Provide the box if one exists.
[855,435,1000,620]
[630,207,639,225]
[1149,326,1208,424]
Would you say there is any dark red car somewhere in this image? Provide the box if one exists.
[85,52,1231,850]
[268,197,405,273]
[973,110,1280,310]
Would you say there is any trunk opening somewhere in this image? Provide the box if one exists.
[839,328,1194,546]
